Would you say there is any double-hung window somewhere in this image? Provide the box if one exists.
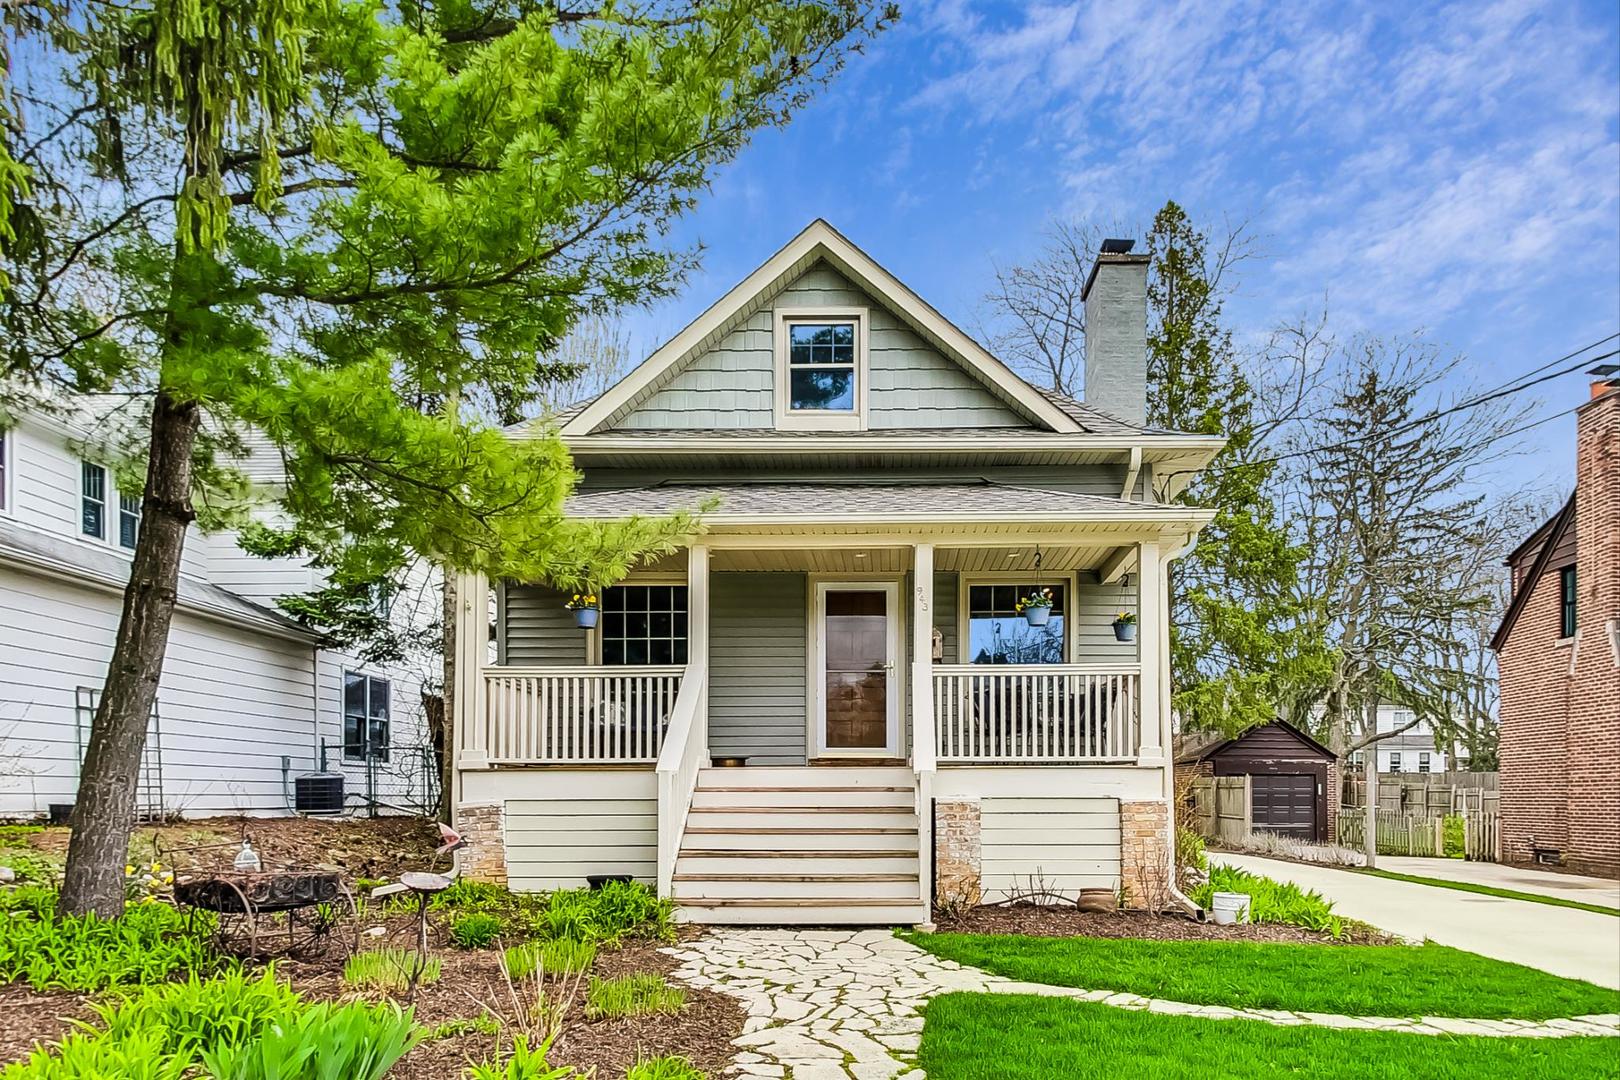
[1388,752,1402,773]
[600,585,688,665]
[1418,751,1431,773]
[966,583,1067,665]
[118,493,141,550]
[81,462,108,540]
[776,310,865,429]
[1559,565,1577,639]
[0,429,9,512]
[343,672,391,761]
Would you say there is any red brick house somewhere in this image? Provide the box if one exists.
[1490,371,1620,878]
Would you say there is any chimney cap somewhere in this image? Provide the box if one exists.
[1100,238,1136,254]
[1589,362,1619,377]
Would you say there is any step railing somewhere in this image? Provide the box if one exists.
[933,664,1139,763]
[482,665,684,765]
[656,655,709,896]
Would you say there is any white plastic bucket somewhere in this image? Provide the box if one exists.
[1209,891,1251,926]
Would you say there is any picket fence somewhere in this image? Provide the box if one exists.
[1336,806,1501,862]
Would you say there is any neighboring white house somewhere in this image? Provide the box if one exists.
[1362,703,1458,774]
[0,401,436,820]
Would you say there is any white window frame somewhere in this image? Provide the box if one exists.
[1418,751,1431,773]
[80,460,109,541]
[0,427,12,515]
[591,580,690,667]
[957,571,1081,665]
[117,491,142,551]
[807,577,903,759]
[1388,752,1402,774]
[773,306,869,431]
[343,671,392,762]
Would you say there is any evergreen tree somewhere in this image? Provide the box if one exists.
[1,0,894,917]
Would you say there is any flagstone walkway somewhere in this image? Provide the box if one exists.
[664,929,1620,1080]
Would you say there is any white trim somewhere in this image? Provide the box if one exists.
[0,426,12,517]
[772,306,870,431]
[79,458,109,543]
[559,220,1082,435]
[809,577,904,759]
[553,432,1224,457]
[568,507,1218,529]
[956,571,1082,666]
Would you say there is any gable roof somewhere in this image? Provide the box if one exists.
[1490,494,1576,652]
[559,220,1083,436]
[1173,719,1337,764]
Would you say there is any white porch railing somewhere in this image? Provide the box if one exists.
[933,664,1140,763]
[655,658,708,896]
[482,666,684,765]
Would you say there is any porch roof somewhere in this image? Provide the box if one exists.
[564,479,1209,527]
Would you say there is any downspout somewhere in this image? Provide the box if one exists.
[1159,529,1204,919]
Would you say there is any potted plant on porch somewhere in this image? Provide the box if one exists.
[1112,610,1137,642]
[566,592,600,630]
[1016,588,1055,627]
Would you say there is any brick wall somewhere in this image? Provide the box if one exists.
[454,802,508,885]
[1497,384,1619,877]
[1120,800,1169,910]
[934,799,982,908]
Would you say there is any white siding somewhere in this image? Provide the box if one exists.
[979,796,1122,900]
[0,568,319,818]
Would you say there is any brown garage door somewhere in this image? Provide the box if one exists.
[1251,774,1317,839]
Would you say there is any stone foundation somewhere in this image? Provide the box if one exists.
[455,801,508,885]
[1119,800,1171,910]
[934,799,982,908]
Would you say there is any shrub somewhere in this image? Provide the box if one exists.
[0,852,59,885]
[0,1027,191,1080]
[0,885,55,917]
[93,968,302,1053]
[1235,831,1365,868]
[432,879,514,913]
[452,912,504,949]
[537,881,673,946]
[463,1035,580,1080]
[1175,827,1207,879]
[343,949,442,992]
[584,974,685,1020]
[1442,815,1466,859]
[625,1055,706,1080]
[0,898,219,991]
[202,1001,420,1080]
[1191,866,1343,938]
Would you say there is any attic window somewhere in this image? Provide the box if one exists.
[775,308,867,430]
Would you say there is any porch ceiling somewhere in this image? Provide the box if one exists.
[653,543,1135,575]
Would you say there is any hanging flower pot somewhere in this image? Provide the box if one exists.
[566,593,600,630]
[1112,612,1137,642]
[1017,589,1054,627]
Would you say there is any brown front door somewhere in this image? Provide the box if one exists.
[817,583,899,757]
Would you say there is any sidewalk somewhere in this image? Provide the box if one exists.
[1372,857,1619,910]
[1213,853,1620,989]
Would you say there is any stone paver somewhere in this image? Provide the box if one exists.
[665,929,1620,1080]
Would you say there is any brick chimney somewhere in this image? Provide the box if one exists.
[1082,242,1150,426]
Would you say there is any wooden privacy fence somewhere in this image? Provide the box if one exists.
[1188,776,1251,844]
[1342,772,1499,815]
[1336,806,1501,861]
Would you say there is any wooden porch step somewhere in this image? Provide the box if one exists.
[689,805,909,814]
[678,849,917,859]
[678,897,920,908]
[697,786,911,793]
[684,827,915,835]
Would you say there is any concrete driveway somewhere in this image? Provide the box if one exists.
[1373,856,1619,910]
[1213,853,1620,990]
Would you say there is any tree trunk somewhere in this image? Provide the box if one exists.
[1362,693,1380,870]
[57,389,200,917]
[439,570,456,822]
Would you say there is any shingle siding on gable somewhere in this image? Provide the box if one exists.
[611,262,1029,432]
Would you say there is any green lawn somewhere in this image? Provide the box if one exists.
[906,933,1620,1019]
[1353,868,1620,917]
[918,994,1619,1080]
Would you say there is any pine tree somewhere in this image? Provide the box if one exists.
[1,0,894,917]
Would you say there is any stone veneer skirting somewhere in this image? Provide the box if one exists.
[1119,799,1170,910]
[455,801,508,885]
[934,800,983,907]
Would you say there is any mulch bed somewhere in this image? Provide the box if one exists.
[936,904,1393,944]
[281,923,740,1079]
[0,985,90,1065]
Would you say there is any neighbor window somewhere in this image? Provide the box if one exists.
[343,672,390,761]
[118,492,141,550]
[967,583,1066,665]
[0,429,9,511]
[1559,565,1577,638]
[600,585,688,665]
[1388,752,1402,773]
[81,461,107,539]
[1418,752,1432,773]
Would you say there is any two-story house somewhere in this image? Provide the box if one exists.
[447,221,1223,923]
[0,399,434,820]
[1491,370,1619,877]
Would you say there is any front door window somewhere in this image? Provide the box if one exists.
[818,585,898,755]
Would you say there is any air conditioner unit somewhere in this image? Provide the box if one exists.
[294,772,345,815]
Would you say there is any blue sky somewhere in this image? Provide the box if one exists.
[626,0,1620,496]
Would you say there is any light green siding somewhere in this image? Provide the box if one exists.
[1072,578,1139,663]
[501,584,587,666]
[708,571,808,764]
[505,796,656,890]
[611,261,1030,431]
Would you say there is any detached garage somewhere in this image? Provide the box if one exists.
[1175,721,1339,843]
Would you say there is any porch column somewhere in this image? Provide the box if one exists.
[911,543,935,764]
[1135,540,1165,764]
[454,569,491,772]
[688,543,709,677]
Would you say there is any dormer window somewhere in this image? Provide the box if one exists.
[775,308,867,430]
